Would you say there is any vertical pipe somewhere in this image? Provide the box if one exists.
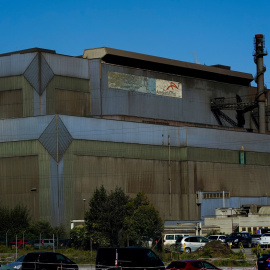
[254,34,267,133]
[169,135,171,216]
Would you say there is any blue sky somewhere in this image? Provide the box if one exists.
[0,0,269,86]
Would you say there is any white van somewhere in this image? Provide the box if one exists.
[163,234,190,246]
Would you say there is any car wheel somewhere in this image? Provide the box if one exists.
[185,247,191,254]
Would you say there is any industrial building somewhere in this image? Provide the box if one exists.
[0,35,269,231]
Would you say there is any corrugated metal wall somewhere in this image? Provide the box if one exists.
[46,76,89,115]
[0,140,51,221]
[0,76,33,118]
[100,63,249,126]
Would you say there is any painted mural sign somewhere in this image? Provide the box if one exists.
[156,79,182,98]
[108,71,182,98]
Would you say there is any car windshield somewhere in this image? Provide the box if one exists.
[229,233,242,238]
[208,236,218,240]
[17,255,26,262]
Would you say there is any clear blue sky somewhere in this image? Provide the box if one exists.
[1,0,269,87]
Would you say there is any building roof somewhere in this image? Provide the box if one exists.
[0,47,56,57]
[83,47,254,86]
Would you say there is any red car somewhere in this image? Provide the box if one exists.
[166,260,222,270]
[10,238,31,249]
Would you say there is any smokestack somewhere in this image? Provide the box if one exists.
[254,34,267,133]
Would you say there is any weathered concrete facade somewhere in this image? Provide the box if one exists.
[0,47,269,229]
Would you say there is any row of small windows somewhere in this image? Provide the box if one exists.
[203,192,230,199]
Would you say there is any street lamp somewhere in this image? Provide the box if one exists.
[31,188,37,220]
[83,199,86,215]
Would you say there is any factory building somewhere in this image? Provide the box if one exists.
[0,35,269,230]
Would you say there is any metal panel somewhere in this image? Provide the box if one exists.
[24,53,54,94]
[101,63,250,126]
[72,154,182,221]
[55,89,90,116]
[0,140,51,222]
[34,89,46,116]
[184,126,270,152]
[60,115,270,153]
[0,53,36,77]
[44,53,89,79]
[90,59,101,115]
[50,158,65,226]
[39,115,72,162]
[0,155,39,210]
[60,115,182,147]
[0,76,34,118]
[0,89,23,119]
[46,75,89,115]
[0,115,54,142]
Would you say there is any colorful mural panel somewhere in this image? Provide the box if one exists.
[108,71,182,98]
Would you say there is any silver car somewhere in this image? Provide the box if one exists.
[208,235,226,242]
[177,235,208,253]
[257,233,270,247]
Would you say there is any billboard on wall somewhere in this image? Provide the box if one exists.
[108,71,182,98]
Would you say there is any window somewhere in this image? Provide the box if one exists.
[202,262,217,269]
[166,235,174,240]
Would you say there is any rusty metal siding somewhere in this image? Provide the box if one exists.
[0,53,35,77]
[46,76,89,115]
[71,154,182,221]
[0,155,39,207]
[100,63,250,127]
[0,89,23,118]
[43,53,89,79]
[55,89,90,116]
[90,59,101,115]
[0,76,34,118]
[0,140,51,222]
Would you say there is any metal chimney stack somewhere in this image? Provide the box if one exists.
[254,34,267,133]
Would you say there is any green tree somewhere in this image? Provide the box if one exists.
[0,204,30,242]
[70,225,88,249]
[124,192,164,246]
[85,185,129,247]
[27,221,53,239]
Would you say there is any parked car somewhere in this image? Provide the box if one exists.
[257,233,270,247]
[0,255,26,270]
[208,235,226,242]
[166,260,222,270]
[163,234,189,246]
[251,234,262,246]
[96,247,165,270]
[257,253,270,270]
[225,232,252,248]
[174,236,208,253]
[10,239,31,249]
[33,239,56,249]
[21,252,78,270]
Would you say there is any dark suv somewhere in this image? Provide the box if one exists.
[225,232,252,248]
[21,252,78,270]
